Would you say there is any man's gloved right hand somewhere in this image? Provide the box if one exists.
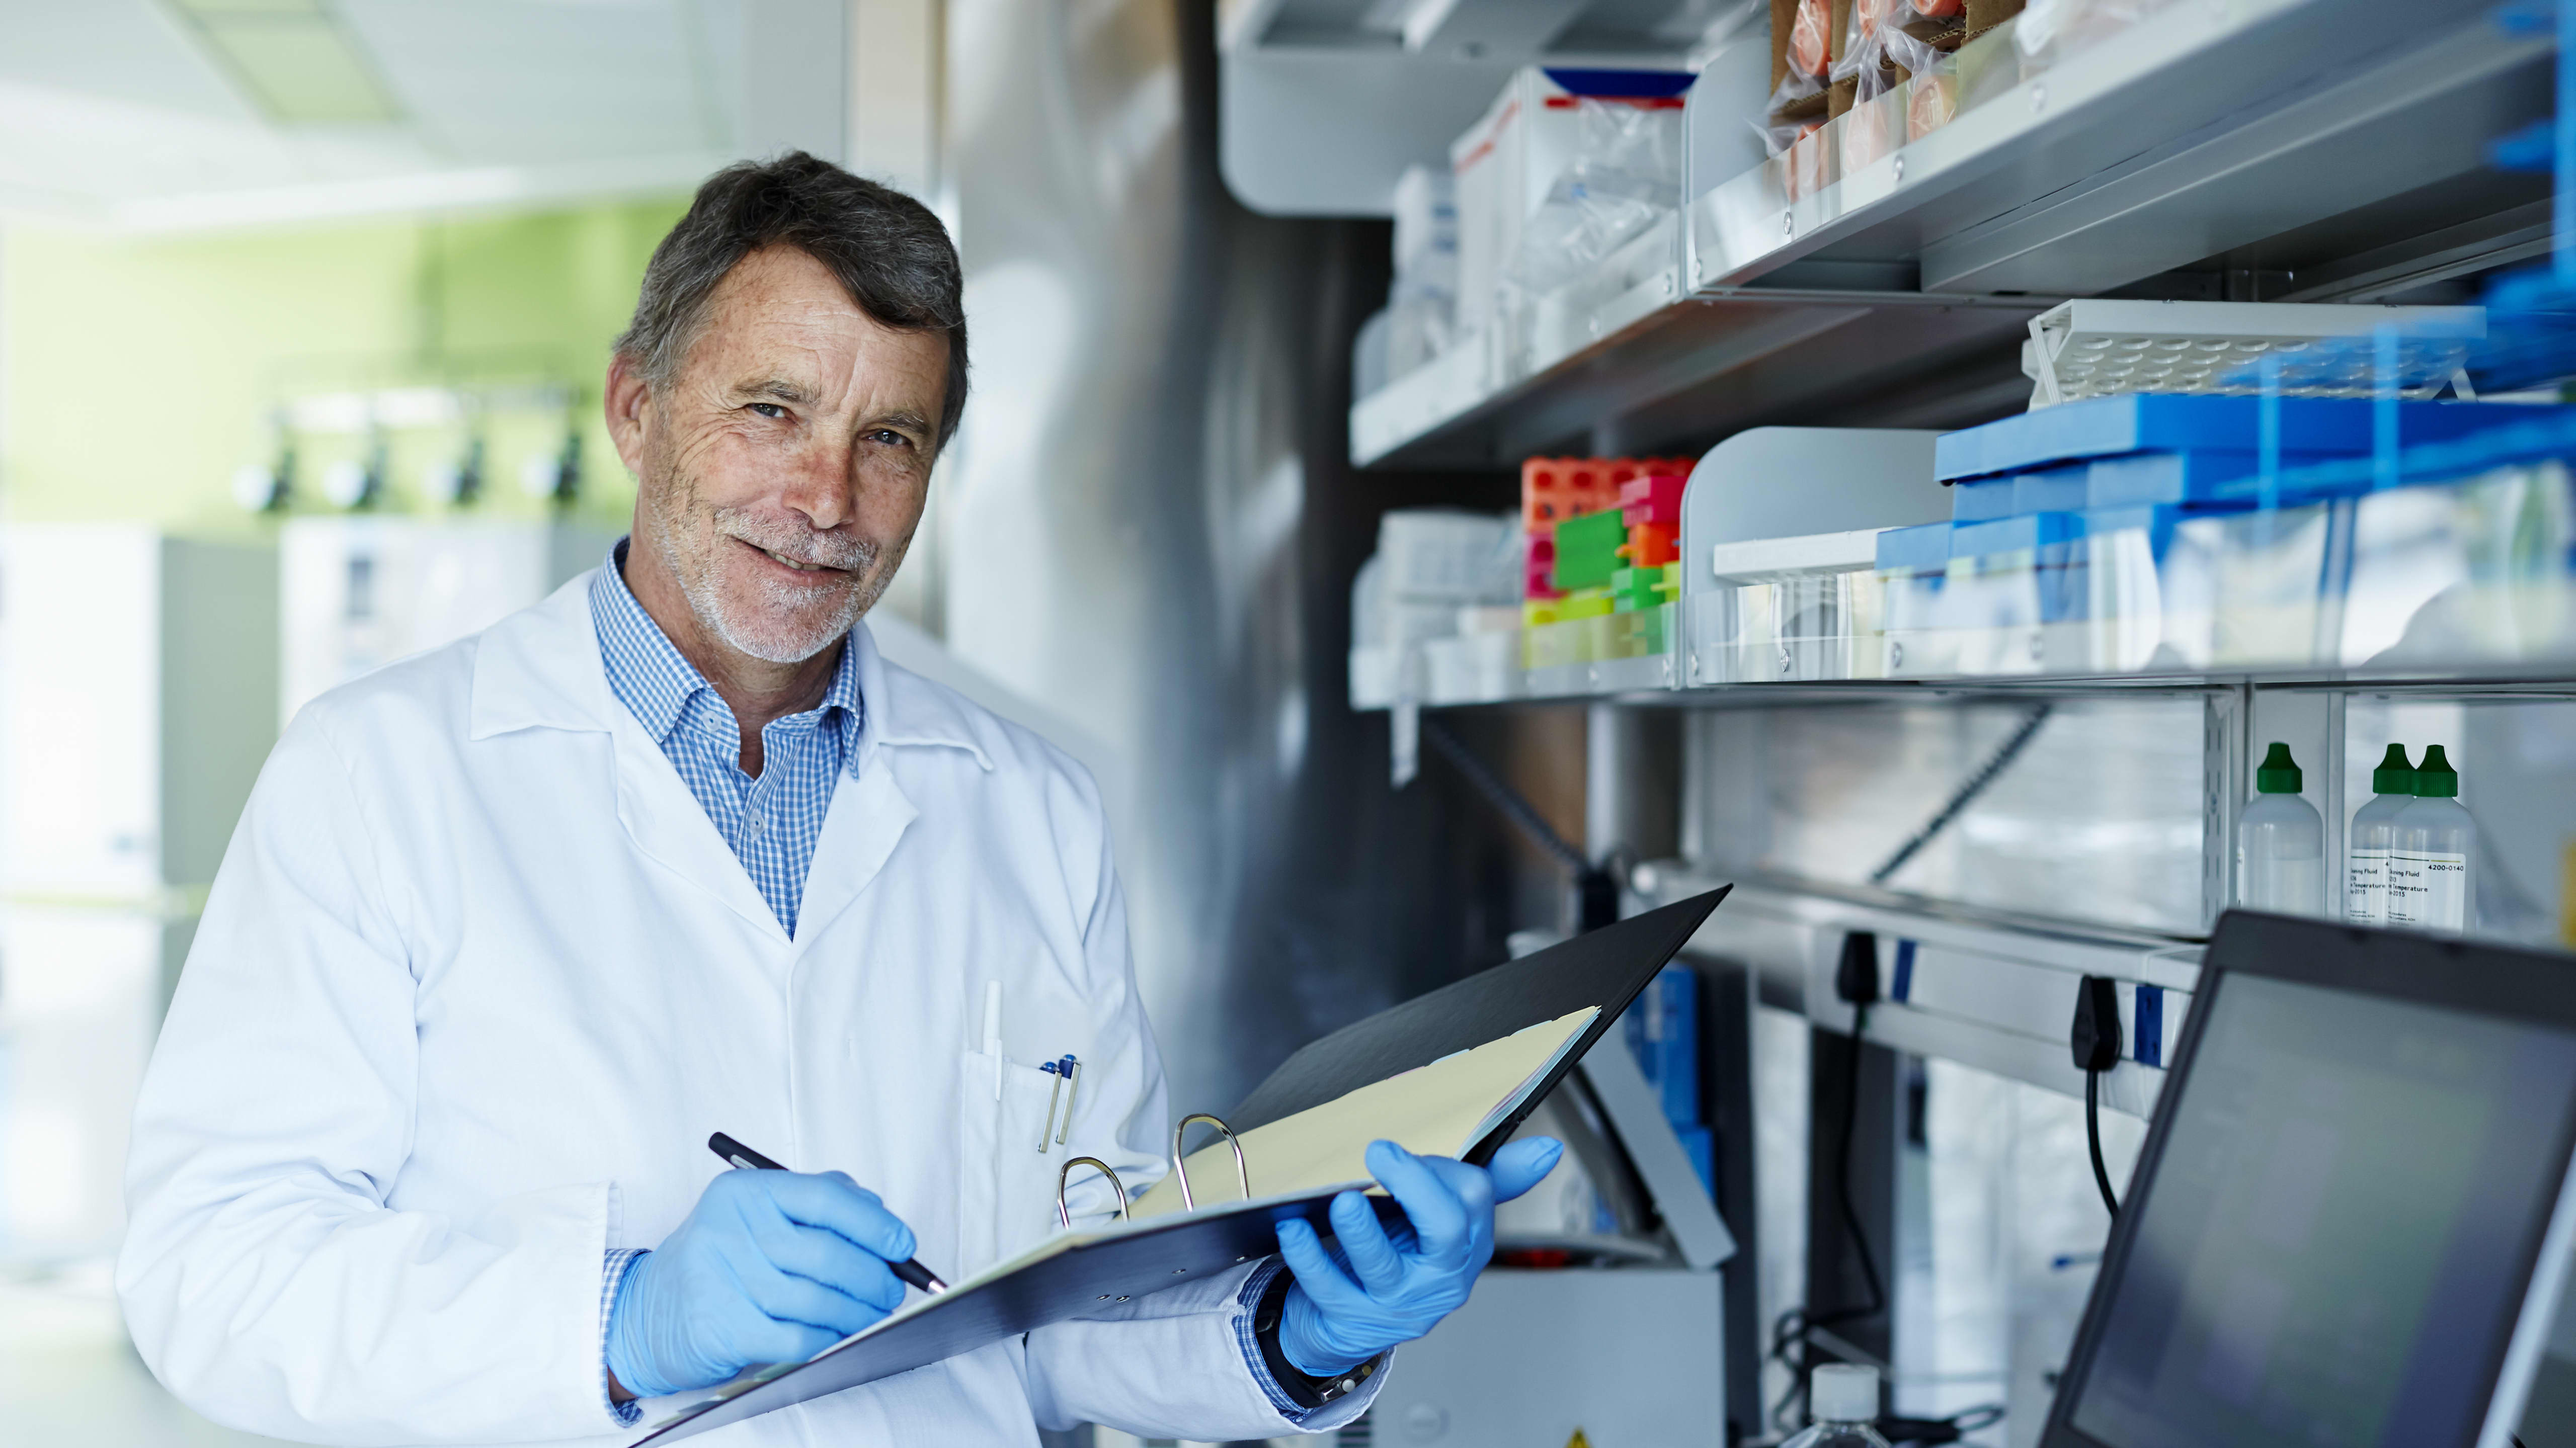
[606,1168,918,1399]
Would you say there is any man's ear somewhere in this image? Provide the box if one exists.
[603,353,654,477]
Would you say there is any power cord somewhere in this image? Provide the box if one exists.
[1767,932,1893,1433]
[1883,1405,2006,1445]
[2072,976,2122,1219]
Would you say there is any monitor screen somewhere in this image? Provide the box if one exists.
[2065,971,2576,1448]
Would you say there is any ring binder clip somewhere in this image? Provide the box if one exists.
[1057,1155,1131,1229]
[1172,1113,1249,1210]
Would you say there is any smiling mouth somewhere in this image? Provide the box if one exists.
[748,540,845,575]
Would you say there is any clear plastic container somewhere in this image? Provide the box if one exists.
[2160,501,2343,668]
[1703,571,1885,683]
[2239,741,2325,916]
[2345,743,2414,925]
[1880,558,1963,677]
[2389,744,2478,933]
[2343,464,2576,667]
[1785,1364,1891,1448]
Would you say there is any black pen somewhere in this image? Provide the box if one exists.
[707,1132,948,1295]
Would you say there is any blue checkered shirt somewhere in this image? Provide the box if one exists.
[589,542,862,939]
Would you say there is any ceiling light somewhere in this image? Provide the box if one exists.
[162,1,401,126]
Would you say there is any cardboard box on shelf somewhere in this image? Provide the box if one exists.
[1965,0,2025,41]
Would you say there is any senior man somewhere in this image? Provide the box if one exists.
[116,153,1559,1446]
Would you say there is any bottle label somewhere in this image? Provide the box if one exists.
[2387,850,2468,931]
[2346,846,2385,925]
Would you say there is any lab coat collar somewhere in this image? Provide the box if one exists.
[468,568,996,777]
[468,569,996,950]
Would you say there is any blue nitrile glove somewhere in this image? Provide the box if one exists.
[607,1169,918,1399]
[1274,1136,1565,1377]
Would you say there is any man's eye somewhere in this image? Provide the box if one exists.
[748,402,787,419]
[867,429,913,448]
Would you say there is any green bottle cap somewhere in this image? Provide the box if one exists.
[2255,741,2303,794]
[2414,744,2459,798]
[2371,743,2416,796]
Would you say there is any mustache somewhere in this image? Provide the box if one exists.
[715,510,875,572]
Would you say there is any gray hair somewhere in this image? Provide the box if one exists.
[615,152,969,446]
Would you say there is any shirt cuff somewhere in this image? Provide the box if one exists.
[1232,1257,1385,1424]
[601,1248,649,1427]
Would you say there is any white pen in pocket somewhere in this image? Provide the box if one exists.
[983,980,1003,1101]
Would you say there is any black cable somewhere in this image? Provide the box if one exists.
[1883,1404,2006,1445]
[1766,1001,1890,1431]
[2085,1071,2121,1219]
[1870,704,2054,886]
[1831,1003,1889,1322]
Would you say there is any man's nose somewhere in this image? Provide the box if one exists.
[779,437,856,532]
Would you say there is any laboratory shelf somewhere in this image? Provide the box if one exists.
[1348,0,2553,470]
[1693,0,2550,297]
[1350,284,2046,469]
[1369,658,2576,713]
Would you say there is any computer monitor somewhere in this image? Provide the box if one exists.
[2043,912,2576,1448]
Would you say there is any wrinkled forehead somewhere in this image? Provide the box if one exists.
[686,248,948,407]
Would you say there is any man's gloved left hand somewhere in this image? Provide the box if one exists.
[1273,1136,1565,1377]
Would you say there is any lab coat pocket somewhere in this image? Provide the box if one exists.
[955,1050,1077,1273]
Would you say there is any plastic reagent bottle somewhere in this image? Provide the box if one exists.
[1785,1365,1892,1448]
[2239,742,2325,916]
[2346,744,2415,925]
[2389,745,2477,933]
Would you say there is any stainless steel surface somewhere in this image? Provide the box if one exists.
[939,0,1537,1115]
[1680,882,2196,1117]
[1362,657,2576,709]
[1363,1267,1728,1446]
[1583,701,1678,872]
[1680,697,2212,936]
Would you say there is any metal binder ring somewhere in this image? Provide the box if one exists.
[1058,1156,1130,1229]
[1172,1113,1249,1211]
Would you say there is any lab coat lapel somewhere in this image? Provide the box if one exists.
[791,761,917,951]
[470,570,786,945]
[609,713,788,943]
[791,624,991,949]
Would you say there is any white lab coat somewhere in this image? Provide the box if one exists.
[117,573,1378,1446]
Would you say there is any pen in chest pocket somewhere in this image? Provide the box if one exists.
[1036,1055,1080,1151]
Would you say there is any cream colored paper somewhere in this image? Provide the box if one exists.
[1126,1006,1599,1220]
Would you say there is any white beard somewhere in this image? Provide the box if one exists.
[677,529,881,664]
[640,473,891,664]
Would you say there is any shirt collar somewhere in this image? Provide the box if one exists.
[589,540,866,768]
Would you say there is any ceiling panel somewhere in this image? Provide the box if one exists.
[341,0,726,164]
[0,0,250,119]
[0,0,790,229]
